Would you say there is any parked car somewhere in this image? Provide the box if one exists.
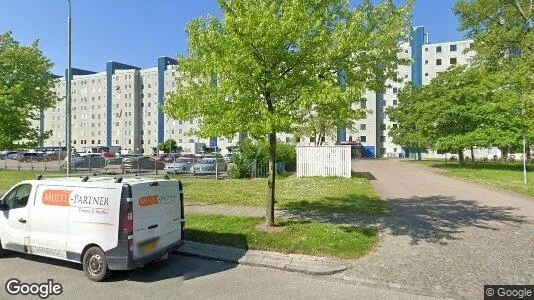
[18,152,44,162]
[123,156,165,172]
[163,153,182,163]
[223,154,233,163]
[7,152,21,160]
[64,155,106,168]
[191,158,227,174]
[164,158,196,174]
[43,153,66,161]
[1,151,17,160]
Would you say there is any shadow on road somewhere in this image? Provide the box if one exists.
[6,234,245,283]
[284,195,528,246]
[351,171,377,180]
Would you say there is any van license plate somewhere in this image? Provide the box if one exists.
[139,241,158,255]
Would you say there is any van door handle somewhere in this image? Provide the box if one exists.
[18,218,26,224]
[148,224,158,229]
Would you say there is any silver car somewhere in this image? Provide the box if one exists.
[165,158,196,173]
[191,158,227,174]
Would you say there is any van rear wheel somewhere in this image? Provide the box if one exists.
[83,246,110,282]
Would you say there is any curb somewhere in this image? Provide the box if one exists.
[175,241,350,276]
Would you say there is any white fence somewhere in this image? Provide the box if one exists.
[296,146,352,178]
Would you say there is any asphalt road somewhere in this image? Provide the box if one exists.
[0,252,438,300]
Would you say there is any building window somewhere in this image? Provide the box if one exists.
[393,99,398,106]
[392,87,398,94]
[425,60,428,64]
[393,148,397,153]
[380,136,386,142]
[450,44,457,52]
[178,139,182,143]
[360,99,366,109]
[425,47,428,52]
[380,124,386,131]
[189,139,194,143]
[360,136,367,142]
[404,49,408,54]
[380,148,386,155]
[436,46,442,53]
[360,124,366,130]
[450,57,457,65]
[309,136,316,143]
[348,136,353,142]
[436,59,442,66]
[425,73,429,77]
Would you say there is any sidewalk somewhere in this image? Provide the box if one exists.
[176,241,350,275]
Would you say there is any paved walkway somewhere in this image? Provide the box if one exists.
[336,159,534,298]
[185,160,534,298]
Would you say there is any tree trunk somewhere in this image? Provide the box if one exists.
[266,132,276,226]
[470,147,475,163]
[458,149,465,164]
[500,147,509,161]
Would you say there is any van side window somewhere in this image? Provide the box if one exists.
[3,184,32,209]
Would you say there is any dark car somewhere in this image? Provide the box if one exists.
[68,155,106,168]
[123,156,164,172]
[18,152,44,162]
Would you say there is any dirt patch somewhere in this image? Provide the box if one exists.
[254,223,285,233]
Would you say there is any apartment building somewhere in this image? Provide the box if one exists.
[40,26,473,157]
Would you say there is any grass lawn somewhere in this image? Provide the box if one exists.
[185,214,377,258]
[0,170,64,191]
[177,175,388,215]
[412,160,534,197]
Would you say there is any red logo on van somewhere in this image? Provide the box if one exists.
[43,190,72,206]
[139,195,159,207]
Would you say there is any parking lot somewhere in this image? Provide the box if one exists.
[0,153,231,177]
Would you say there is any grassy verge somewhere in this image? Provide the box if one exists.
[185,214,377,258]
[412,160,534,197]
[176,175,388,215]
[0,170,64,191]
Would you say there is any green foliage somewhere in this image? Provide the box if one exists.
[165,0,413,140]
[157,139,179,153]
[388,65,526,162]
[454,0,534,141]
[0,31,57,149]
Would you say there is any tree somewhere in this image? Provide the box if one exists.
[388,65,524,163]
[157,139,179,153]
[165,0,413,226]
[454,0,534,143]
[0,31,57,149]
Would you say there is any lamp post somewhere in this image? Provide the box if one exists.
[66,0,72,176]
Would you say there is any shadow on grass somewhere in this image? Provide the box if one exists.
[283,194,389,216]
[424,161,534,172]
[184,229,249,250]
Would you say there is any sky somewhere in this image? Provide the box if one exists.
[0,0,464,75]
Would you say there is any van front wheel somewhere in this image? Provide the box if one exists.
[83,246,110,282]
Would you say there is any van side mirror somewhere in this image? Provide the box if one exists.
[0,202,8,211]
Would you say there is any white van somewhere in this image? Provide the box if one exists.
[0,176,184,281]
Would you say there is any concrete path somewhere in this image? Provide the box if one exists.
[336,159,534,298]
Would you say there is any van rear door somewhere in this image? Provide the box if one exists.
[157,181,182,248]
[131,182,162,259]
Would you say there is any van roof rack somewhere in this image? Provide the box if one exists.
[115,177,123,183]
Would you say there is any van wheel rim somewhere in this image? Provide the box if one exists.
[88,254,103,276]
